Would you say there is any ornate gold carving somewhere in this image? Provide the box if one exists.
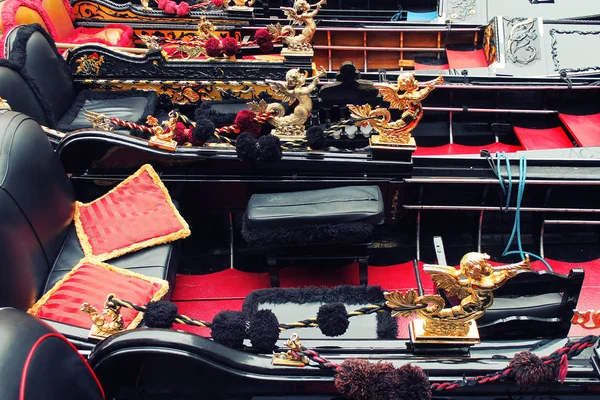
[384,252,531,339]
[76,80,273,104]
[268,0,325,54]
[197,17,219,40]
[272,333,309,367]
[83,110,114,131]
[248,67,325,139]
[483,23,497,63]
[81,296,124,339]
[147,111,178,151]
[572,310,600,329]
[355,73,443,146]
[75,53,105,75]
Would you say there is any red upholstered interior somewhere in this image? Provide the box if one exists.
[513,126,574,150]
[172,258,600,338]
[414,142,523,156]
[414,62,450,71]
[446,49,490,69]
[559,113,600,147]
[30,262,165,329]
[65,24,134,48]
[75,165,189,261]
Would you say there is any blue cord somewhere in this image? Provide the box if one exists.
[391,10,404,21]
[495,153,553,271]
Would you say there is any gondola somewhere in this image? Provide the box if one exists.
[1,1,600,400]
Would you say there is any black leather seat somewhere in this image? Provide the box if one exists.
[0,111,178,322]
[0,308,104,400]
[2,24,157,132]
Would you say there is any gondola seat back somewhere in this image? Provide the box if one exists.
[0,111,75,310]
[0,60,51,126]
[0,111,179,320]
[4,24,76,126]
[0,308,104,400]
[4,24,158,132]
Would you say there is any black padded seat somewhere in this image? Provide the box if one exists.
[0,111,179,323]
[45,225,178,292]
[245,186,384,229]
[0,308,104,400]
[242,186,384,286]
[3,24,157,132]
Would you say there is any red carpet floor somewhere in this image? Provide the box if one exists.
[171,259,600,337]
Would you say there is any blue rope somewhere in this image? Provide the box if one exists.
[495,153,553,271]
[391,10,404,21]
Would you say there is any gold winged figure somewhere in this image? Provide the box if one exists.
[248,66,326,138]
[267,0,326,53]
[384,252,531,337]
[350,73,443,145]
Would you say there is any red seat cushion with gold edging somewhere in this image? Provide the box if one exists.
[28,260,169,329]
[75,164,190,262]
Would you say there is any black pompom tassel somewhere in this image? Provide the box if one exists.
[193,118,216,142]
[306,126,326,150]
[236,132,259,161]
[316,303,349,337]
[248,309,280,352]
[258,134,282,162]
[143,301,178,329]
[211,310,246,349]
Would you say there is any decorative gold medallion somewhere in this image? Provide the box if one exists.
[75,53,105,75]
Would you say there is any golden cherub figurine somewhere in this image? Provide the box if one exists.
[349,73,443,146]
[385,252,530,339]
[267,0,326,54]
[248,66,326,138]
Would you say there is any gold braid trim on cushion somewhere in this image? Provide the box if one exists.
[74,163,191,262]
[27,258,169,330]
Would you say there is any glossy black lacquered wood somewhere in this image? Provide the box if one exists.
[88,328,600,399]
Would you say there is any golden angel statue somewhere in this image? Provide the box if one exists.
[348,73,443,145]
[249,67,326,138]
[384,252,530,337]
[267,0,326,53]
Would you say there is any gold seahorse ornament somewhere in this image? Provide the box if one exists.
[385,252,531,339]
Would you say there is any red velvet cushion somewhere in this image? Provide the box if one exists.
[28,260,169,329]
[75,164,190,262]
[559,113,600,147]
[446,49,489,69]
[65,24,135,48]
[513,126,574,150]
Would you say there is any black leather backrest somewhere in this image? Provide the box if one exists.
[0,308,104,400]
[5,25,76,124]
[0,112,75,307]
[0,62,50,126]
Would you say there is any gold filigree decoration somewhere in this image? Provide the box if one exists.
[83,110,114,131]
[483,23,497,63]
[272,333,309,367]
[75,53,105,75]
[248,66,325,139]
[80,296,124,339]
[384,252,531,337]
